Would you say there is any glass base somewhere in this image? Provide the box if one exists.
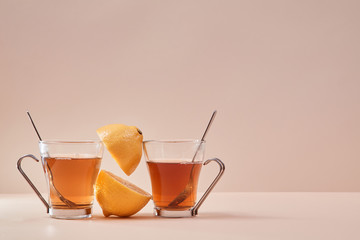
[49,207,92,219]
[154,207,195,218]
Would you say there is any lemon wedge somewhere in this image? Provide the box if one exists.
[95,170,151,217]
[96,124,143,176]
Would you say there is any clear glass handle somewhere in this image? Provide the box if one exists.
[191,158,225,216]
[17,154,50,212]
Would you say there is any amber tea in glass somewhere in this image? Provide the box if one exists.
[147,161,202,210]
[143,140,225,218]
[17,141,103,219]
[44,156,101,208]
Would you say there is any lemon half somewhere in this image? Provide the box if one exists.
[95,170,151,217]
[96,124,143,176]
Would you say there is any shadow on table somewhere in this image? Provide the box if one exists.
[91,212,285,221]
[196,212,287,221]
[91,213,154,221]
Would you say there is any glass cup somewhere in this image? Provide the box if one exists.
[17,140,103,219]
[143,140,225,217]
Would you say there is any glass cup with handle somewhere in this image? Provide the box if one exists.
[143,139,225,217]
[17,140,103,219]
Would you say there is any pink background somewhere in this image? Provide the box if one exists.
[1,0,359,193]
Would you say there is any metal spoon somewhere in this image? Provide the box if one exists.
[27,111,77,208]
[168,110,217,207]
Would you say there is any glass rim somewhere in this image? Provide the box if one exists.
[39,140,102,144]
[143,139,205,144]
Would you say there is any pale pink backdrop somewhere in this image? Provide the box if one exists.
[1,0,359,193]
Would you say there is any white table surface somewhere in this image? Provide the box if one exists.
[1,192,360,240]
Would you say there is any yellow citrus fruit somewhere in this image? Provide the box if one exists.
[96,124,143,176]
[95,170,151,217]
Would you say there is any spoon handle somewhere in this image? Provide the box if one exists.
[191,110,217,162]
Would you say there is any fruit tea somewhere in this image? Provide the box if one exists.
[147,161,202,210]
[43,156,101,208]
[143,140,225,217]
[17,140,104,219]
